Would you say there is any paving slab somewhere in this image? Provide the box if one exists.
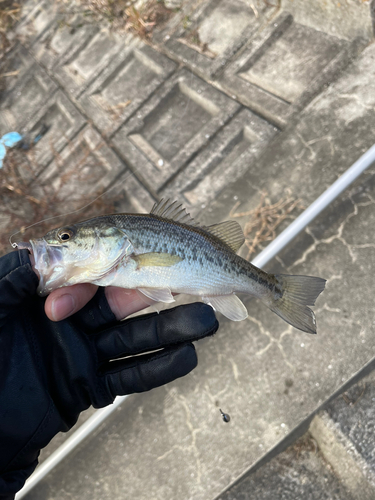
[312,369,375,494]
[36,125,127,203]
[0,44,34,96]
[17,90,86,176]
[15,0,66,48]
[162,0,274,78]
[52,30,129,99]
[30,13,99,71]
[112,68,240,193]
[218,12,357,129]
[281,0,375,42]
[21,41,375,500]
[218,433,354,500]
[79,41,177,137]
[161,107,278,208]
[110,170,157,215]
[0,63,57,131]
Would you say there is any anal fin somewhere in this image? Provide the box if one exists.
[138,287,175,304]
[202,294,248,321]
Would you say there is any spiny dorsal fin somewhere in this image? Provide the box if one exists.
[205,220,245,253]
[150,199,199,226]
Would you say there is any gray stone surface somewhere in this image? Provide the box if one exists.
[218,433,354,500]
[0,63,57,130]
[19,90,86,175]
[281,0,375,42]
[310,412,375,500]
[79,41,177,136]
[162,107,278,208]
[163,0,274,78]
[0,44,34,95]
[53,30,128,98]
[318,369,375,491]
[36,125,127,202]
[20,42,375,500]
[112,68,240,192]
[111,170,157,214]
[15,0,65,47]
[218,12,355,128]
[31,13,99,71]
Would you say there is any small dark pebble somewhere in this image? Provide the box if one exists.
[219,409,230,423]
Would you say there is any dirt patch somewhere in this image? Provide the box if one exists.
[75,0,176,39]
[0,0,22,55]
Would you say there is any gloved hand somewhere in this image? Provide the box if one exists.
[0,250,219,499]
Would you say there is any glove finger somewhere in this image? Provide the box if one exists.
[66,287,116,332]
[94,302,218,362]
[103,344,197,396]
[71,288,150,332]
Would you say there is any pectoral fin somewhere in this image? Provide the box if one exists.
[202,294,248,321]
[138,287,175,304]
[133,252,182,268]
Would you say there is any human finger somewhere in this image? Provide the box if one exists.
[104,287,153,320]
[45,283,98,321]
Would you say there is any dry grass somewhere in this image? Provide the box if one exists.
[230,190,304,260]
[0,140,119,256]
[75,0,175,39]
[0,0,22,54]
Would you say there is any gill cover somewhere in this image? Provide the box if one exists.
[30,227,134,296]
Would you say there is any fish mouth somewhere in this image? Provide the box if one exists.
[16,241,33,252]
[26,238,66,296]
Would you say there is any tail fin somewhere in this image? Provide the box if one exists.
[266,275,326,334]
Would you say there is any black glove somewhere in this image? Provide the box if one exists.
[0,250,218,499]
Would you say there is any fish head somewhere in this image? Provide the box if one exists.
[21,220,134,296]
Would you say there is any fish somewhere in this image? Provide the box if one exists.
[17,199,326,334]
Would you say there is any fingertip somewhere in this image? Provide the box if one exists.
[45,283,98,321]
[51,293,75,321]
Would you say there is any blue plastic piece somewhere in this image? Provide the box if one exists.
[0,131,23,168]
[1,132,23,147]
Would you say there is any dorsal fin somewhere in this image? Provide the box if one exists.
[150,199,245,252]
[150,199,199,227]
[205,220,245,252]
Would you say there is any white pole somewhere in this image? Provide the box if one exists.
[15,396,129,499]
[252,143,375,268]
[15,144,375,498]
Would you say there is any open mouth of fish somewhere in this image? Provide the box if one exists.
[17,239,66,296]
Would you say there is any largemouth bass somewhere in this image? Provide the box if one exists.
[17,199,326,333]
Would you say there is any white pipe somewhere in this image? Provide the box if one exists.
[252,143,375,268]
[15,144,375,498]
[15,395,129,499]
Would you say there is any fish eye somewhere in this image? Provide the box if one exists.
[57,228,75,242]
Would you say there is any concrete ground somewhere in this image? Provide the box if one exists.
[1,0,375,498]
